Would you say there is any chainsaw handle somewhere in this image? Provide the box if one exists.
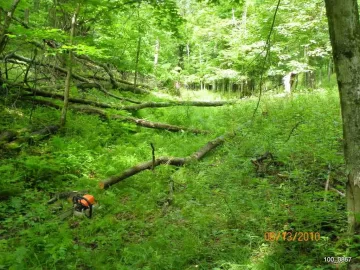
[72,196,93,218]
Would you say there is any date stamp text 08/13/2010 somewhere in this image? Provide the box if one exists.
[264,231,320,241]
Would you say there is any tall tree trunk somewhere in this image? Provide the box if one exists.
[241,1,248,37]
[303,45,309,88]
[232,8,236,25]
[134,35,141,86]
[60,4,80,127]
[49,0,58,28]
[178,44,185,69]
[186,43,190,65]
[153,39,159,86]
[325,0,360,235]
[0,0,21,54]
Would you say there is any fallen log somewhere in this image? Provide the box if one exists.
[22,87,116,109]
[111,115,207,134]
[4,124,59,149]
[13,82,140,104]
[0,130,18,146]
[24,98,209,134]
[20,87,234,111]
[99,135,225,189]
[122,100,236,111]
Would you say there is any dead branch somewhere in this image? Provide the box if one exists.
[150,143,155,171]
[75,54,119,88]
[4,54,140,101]
[324,164,331,201]
[99,135,225,189]
[329,187,345,197]
[71,54,150,94]
[75,56,151,91]
[285,121,304,143]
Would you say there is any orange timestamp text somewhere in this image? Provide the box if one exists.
[264,231,321,241]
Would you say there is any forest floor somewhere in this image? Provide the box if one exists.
[0,87,351,269]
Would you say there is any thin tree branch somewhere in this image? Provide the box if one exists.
[252,0,281,118]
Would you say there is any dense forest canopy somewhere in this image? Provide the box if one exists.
[1,0,360,269]
[0,0,331,93]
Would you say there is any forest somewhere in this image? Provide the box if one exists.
[1,0,360,269]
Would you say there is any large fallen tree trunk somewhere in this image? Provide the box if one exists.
[20,87,234,111]
[24,98,209,134]
[122,100,236,111]
[111,114,207,133]
[22,88,118,109]
[99,135,225,189]
[31,83,141,104]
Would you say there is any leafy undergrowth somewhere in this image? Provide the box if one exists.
[0,88,353,269]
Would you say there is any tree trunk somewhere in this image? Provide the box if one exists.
[241,1,248,37]
[154,39,159,86]
[178,44,185,69]
[327,57,332,82]
[60,4,80,127]
[134,6,142,88]
[325,0,360,235]
[0,0,21,54]
[134,35,142,86]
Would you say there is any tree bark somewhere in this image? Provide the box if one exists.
[99,135,225,189]
[60,4,80,127]
[325,0,360,235]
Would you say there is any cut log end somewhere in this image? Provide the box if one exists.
[99,182,105,189]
